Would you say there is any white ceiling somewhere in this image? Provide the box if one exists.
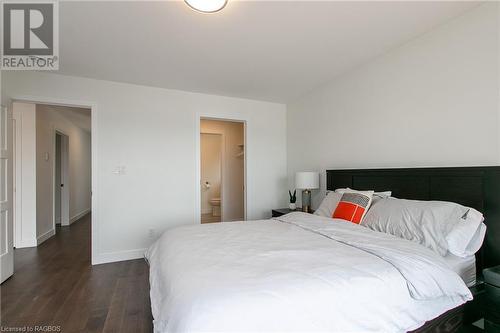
[57,1,481,103]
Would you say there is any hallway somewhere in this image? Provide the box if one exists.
[0,215,152,332]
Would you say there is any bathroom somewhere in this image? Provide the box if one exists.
[200,119,245,223]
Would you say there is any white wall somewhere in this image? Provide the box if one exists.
[2,71,287,264]
[201,120,245,221]
[200,133,222,215]
[35,106,54,242]
[12,102,37,248]
[287,3,500,209]
[35,105,92,243]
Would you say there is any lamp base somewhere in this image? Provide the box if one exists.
[302,190,312,213]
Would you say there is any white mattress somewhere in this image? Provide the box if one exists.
[444,253,476,287]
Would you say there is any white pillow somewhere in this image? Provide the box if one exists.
[446,208,486,257]
[362,197,485,257]
[372,191,392,199]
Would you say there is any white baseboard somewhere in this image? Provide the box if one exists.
[37,228,55,245]
[15,238,38,248]
[92,248,147,265]
[70,208,91,224]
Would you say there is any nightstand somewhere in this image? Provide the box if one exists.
[272,208,314,217]
[484,266,500,332]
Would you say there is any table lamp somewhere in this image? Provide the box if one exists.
[295,171,319,213]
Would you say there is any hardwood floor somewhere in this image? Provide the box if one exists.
[0,214,153,333]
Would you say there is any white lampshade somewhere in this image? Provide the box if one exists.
[185,0,228,13]
[295,172,319,190]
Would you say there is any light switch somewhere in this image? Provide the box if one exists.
[112,166,126,175]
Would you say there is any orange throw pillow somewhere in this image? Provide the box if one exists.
[332,190,373,224]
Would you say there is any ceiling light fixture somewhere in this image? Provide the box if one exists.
[185,0,228,13]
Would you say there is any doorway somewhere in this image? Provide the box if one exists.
[200,119,245,223]
[54,131,70,228]
[200,133,222,223]
[12,102,91,250]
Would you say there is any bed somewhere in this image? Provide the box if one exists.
[146,167,500,333]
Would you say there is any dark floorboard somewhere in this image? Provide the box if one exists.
[0,214,153,333]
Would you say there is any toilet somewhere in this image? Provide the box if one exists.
[210,198,221,217]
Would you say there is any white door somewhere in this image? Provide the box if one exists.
[1,105,14,283]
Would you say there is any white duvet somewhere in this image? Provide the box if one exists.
[145,212,472,333]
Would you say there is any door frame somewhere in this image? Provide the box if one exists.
[196,115,247,224]
[53,129,70,228]
[0,104,14,283]
[200,132,225,221]
[9,95,98,264]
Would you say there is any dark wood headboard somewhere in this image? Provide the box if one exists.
[326,166,500,274]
